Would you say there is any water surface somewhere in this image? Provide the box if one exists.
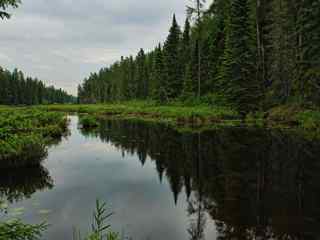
[1,116,320,240]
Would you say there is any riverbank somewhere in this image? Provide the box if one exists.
[0,107,69,168]
[38,101,320,131]
[1,102,319,168]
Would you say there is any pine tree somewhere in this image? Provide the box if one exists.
[187,0,206,98]
[208,0,229,93]
[297,0,320,103]
[267,0,296,103]
[152,44,167,103]
[0,0,20,19]
[181,64,195,100]
[181,18,191,77]
[163,14,183,100]
[135,49,149,99]
[219,0,261,114]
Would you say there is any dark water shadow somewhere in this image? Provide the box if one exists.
[80,118,320,240]
[0,165,54,203]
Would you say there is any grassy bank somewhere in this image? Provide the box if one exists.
[39,101,240,126]
[38,101,320,131]
[0,107,68,168]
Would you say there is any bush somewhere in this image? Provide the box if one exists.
[0,108,68,168]
[79,116,99,129]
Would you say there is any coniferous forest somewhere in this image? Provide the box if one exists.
[78,0,320,114]
[0,67,76,105]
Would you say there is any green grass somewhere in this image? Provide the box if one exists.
[36,101,320,131]
[38,101,240,127]
[267,104,320,131]
[0,107,68,168]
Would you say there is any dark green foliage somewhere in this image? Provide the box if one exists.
[78,0,319,113]
[0,219,47,240]
[0,0,20,19]
[79,115,99,129]
[297,0,320,103]
[151,44,166,102]
[163,15,183,99]
[218,0,261,114]
[0,108,69,168]
[135,49,149,99]
[0,67,76,105]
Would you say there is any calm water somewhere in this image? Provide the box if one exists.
[1,116,320,240]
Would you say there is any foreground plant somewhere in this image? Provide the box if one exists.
[0,108,69,168]
[73,200,119,240]
[0,219,47,240]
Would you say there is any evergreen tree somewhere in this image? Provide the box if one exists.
[297,0,320,103]
[151,44,166,102]
[135,49,149,99]
[267,0,296,103]
[187,0,207,98]
[76,0,319,111]
[219,0,261,113]
[163,14,183,100]
[0,0,20,19]
[181,18,191,78]
[0,67,75,105]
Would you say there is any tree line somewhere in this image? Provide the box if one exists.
[78,0,320,113]
[1,0,75,105]
[0,67,76,105]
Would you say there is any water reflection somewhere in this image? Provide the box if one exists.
[80,119,320,239]
[0,166,53,203]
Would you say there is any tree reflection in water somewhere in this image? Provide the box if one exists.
[0,166,53,203]
[80,118,320,240]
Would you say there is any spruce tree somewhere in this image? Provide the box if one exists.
[163,14,182,100]
[0,0,20,19]
[181,18,191,77]
[135,49,149,99]
[298,0,320,103]
[219,0,261,114]
[152,44,167,103]
[187,0,206,98]
[268,0,296,103]
[181,64,195,100]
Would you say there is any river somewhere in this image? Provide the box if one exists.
[1,115,320,240]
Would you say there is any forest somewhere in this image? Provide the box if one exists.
[0,67,76,105]
[78,0,320,114]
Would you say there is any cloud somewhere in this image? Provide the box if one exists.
[0,0,208,95]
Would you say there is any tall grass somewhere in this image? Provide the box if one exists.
[73,200,119,240]
[0,200,119,240]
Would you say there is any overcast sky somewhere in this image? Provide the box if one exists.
[0,0,211,95]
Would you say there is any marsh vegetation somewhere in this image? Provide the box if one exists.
[0,107,69,168]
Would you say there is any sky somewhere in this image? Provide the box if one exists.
[0,0,211,95]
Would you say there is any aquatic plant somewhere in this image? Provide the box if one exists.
[0,219,48,240]
[73,200,119,240]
